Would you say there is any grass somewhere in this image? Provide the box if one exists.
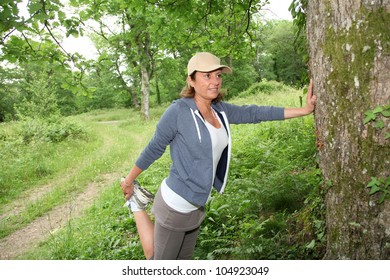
[0,109,158,239]
[0,80,325,259]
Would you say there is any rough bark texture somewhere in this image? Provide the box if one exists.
[307,0,390,259]
[140,63,150,120]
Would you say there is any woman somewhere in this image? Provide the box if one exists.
[120,52,316,260]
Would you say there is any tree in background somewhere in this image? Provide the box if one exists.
[0,0,88,90]
[70,0,268,119]
[14,69,60,121]
[0,0,95,120]
[222,57,258,99]
[253,19,308,87]
[0,65,21,121]
[305,0,390,258]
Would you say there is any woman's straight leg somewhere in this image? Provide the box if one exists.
[177,227,200,260]
[153,222,186,260]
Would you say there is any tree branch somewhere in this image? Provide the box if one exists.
[21,32,35,51]
[245,0,255,43]
[44,22,73,61]
[1,10,40,45]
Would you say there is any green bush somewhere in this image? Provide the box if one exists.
[15,71,61,121]
[6,70,87,144]
[17,118,87,144]
[240,80,289,96]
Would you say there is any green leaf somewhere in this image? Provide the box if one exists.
[28,2,43,14]
[367,177,382,195]
[306,239,315,249]
[317,232,325,241]
[369,184,381,195]
[385,132,390,140]
[35,13,49,23]
[58,11,66,21]
[80,10,91,21]
[381,109,390,117]
[374,119,385,129]
[349,222,362,228]
[367,177,380,187]
[363,110,376,124]
[373,105,383,114]
[385,177,390,187]
[379,193,386,204]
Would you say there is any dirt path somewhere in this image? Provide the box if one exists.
[0,172,120,259]
[0,168,82,222]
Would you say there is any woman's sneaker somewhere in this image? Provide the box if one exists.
[123,180,154,211]
[132,180,154,208]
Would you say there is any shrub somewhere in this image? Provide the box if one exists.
[14,72,61,121]
[240,80,289,96]
[18,118,87,144]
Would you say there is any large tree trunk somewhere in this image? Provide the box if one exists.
[307,0,390,259]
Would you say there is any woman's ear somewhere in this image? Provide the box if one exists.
[187,76,194,88]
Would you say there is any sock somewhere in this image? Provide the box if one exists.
[125,197,143,212]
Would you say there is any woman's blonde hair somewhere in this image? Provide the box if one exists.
[180,72,225,103]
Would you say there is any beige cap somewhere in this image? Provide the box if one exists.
[187,52,232,76]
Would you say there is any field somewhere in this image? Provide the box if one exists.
[0,81,325,260]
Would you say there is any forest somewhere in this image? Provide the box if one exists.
[0,0,389,260]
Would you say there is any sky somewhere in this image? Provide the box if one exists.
[263,0,293,20]
[62,0,293,59]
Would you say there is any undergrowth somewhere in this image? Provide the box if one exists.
[195,118,324,259]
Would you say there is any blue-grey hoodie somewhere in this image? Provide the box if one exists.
[135,97,284,207]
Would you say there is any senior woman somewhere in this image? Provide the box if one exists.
[120,52,316,260]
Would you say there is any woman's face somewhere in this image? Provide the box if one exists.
[188,69,223,102]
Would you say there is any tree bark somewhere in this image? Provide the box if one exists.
[307,0,390,259]
[136,33,152,120]
[140,62,150,120]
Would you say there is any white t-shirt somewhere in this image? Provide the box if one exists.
[161,111,229,213]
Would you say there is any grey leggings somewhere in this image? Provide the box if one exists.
[151,187,206,260]
[153,224,200,260]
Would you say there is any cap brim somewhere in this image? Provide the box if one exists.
[189,65,232,76]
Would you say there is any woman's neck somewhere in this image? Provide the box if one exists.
[194,95,212,110]
[194,96,220,128]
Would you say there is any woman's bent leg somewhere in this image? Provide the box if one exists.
[134,210,154,260]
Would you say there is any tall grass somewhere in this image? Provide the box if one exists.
[6,81,325,260]
[0,118,91,204]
